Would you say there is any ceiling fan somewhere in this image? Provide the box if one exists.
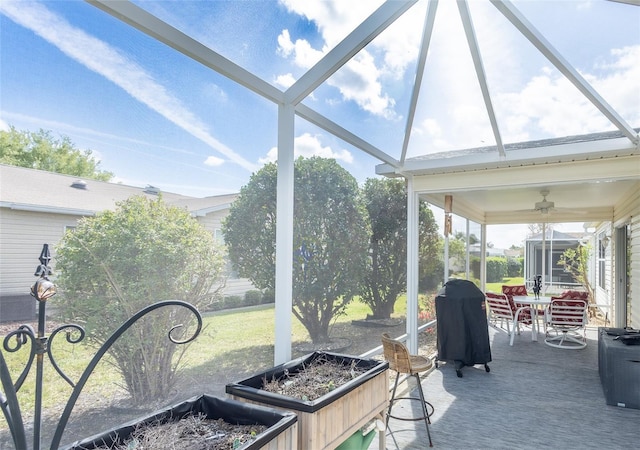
[526,189,584,216]
[534,189,555,214]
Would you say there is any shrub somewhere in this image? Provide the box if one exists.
[486,257,507,283]
[55,196,225,402]
[224,295,243,309]
[244,290,263,306]
[507,258,523,277]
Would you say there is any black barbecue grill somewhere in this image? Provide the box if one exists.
[434,279,492,377]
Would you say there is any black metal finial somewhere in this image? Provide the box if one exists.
[31,244,56,302]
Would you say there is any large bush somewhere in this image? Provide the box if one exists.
[55,196,226,402]
[507,257,523,277]
[359,178,439,319]
[223,157,369,344]
[486,257,507,283]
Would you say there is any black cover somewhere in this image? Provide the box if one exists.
[435,279,492,367]
[62,394,297,450]
[226,351,389,413]
[598,329,640,409]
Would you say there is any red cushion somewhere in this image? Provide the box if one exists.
[501,285,532,324]
[502,285,528,296]
[549,299,587,323]
[559,290,588,300]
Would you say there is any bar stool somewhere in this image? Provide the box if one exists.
[381,333,434,447]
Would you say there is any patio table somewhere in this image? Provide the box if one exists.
[513,296,551,342]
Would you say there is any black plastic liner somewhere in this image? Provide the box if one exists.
[61,394,297,450]
[435,279,492,372]
[226,351,389,413]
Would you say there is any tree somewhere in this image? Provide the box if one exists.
[223,157,369,344]
[558,244,594,303]
[359,178,439,319]
[55,196,226,402]
[0,126,113,180]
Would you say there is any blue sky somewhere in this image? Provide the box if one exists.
[1,0,639,247]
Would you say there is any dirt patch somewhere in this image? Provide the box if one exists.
[92,414,266,450]
[261,354,368,401]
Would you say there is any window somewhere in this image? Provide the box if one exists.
[598,233,606,289]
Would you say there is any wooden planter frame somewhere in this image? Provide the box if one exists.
[226,352,389,450]
[61,394,298,450]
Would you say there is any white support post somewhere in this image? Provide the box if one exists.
[274,103,295,365]
[406,177,419,354]
[480,224,487,292]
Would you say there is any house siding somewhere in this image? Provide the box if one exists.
[629,208,640,329]
[613,182,639,329]
[194,212,258,299]
[0,209,80,296]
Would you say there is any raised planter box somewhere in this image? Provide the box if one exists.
[62,394,298,450]
[226,351,389,450]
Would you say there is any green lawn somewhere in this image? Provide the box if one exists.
[1,298,407,418]
[485,277,524,293]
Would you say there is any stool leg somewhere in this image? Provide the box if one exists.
[386,372,401,428]
[414,373,433,447]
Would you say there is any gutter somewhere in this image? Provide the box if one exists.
[0,202,95,217]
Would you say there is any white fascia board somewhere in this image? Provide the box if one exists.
[377,136,638,176]
[87,0,284,104]
[190,203,232,217]
[410,155,639,192]
[1,202,95,216]
[486,208,614,225]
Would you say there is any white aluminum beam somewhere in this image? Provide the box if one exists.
[285,0,418,105]
[406,177,420,354]
[87,0,284,104]
[490,0,639,145]
[274,103,295,365]
[400,0,439,165]
[457,0,505,157]
[295,104,400,168]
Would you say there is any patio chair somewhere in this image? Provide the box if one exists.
[502,284,545,329]
[544,297,588,349]
[381,332,434,447]
[485,292,532,346]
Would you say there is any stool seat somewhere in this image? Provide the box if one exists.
[381,333,434,447]
[407,355,432,373]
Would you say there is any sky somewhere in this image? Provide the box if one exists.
[1,0,639,248]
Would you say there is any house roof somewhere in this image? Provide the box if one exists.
[0,164,236,216]
[526,230,585,242]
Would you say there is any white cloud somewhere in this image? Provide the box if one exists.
[0,0,258,173]
[274,72,296,89]
[202,83,228,103]
[276,0,400,119]
[259,132,353,164]
[204,156,225,167]
[0,119,8,131]
[408,0,639,153]
[496,44,640,140]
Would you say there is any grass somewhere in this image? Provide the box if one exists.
[0,286,483,425]
[485,277,524,293]
[1,298,411,424]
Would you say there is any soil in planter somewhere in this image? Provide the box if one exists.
[261,354,368,401]
[91,413,266,450]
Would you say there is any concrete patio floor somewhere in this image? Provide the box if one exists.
[370,326,640,450]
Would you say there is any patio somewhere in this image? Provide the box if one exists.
[372,326,640,449]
